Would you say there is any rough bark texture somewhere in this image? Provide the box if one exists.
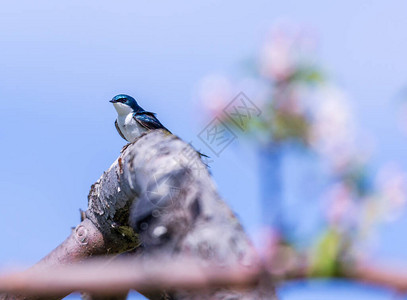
[1,130,277,300]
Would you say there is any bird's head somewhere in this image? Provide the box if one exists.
[110,94,141,115]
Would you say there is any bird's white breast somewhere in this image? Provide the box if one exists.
[117,113,147,142]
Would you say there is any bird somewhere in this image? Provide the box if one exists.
[110,94,170,143]
[110,94,209,163]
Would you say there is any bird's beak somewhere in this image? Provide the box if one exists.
[109,99,116,103]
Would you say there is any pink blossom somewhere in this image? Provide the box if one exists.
[324,182,356,227]
[259,23,317,82]
[309,85,357,170]
[198,75,233,117]
[376,163,407,221]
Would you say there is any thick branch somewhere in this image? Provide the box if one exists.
[1,130,275,299]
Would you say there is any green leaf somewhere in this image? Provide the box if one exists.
[308,228,342,277]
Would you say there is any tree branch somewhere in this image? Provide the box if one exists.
[2,252,407,298]
[1,130,276,299]
[0,257,263,296]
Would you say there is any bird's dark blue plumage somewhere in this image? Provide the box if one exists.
[110,94,144,112]
[133,111,170,132]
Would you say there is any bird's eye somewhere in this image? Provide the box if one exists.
[118,98,126,103]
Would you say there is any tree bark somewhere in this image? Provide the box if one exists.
[1,130,277,300]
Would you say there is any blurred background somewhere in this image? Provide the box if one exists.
[1,1,407,299]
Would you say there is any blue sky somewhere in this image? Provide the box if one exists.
[1,1,407,299]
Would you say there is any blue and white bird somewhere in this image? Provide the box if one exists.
[110,94,170,143]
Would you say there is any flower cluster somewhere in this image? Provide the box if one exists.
[198,23,407,273]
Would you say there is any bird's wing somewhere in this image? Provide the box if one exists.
[134,111,171,133]
[115,119,128,141]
